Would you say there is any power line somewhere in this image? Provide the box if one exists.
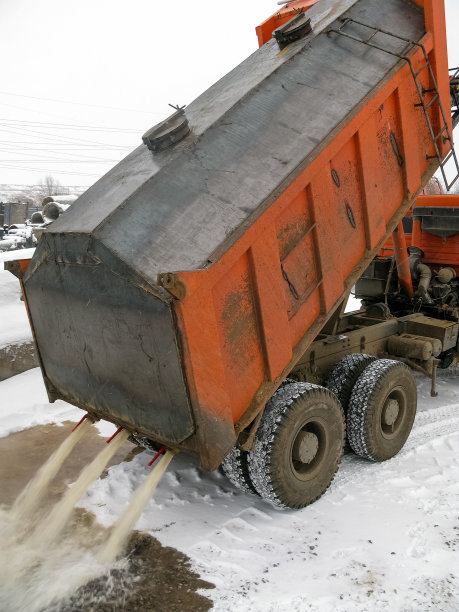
[0,99,104,124]
[0,183,89,188]
[0,124,137,148]
[0,159,117,163]
[0,162,102,177]
[0,90,161,116]
[0,118,140,133]
[0,145,124,162]
[0,143,129,151]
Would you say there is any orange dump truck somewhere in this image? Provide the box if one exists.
[8,0,459,508]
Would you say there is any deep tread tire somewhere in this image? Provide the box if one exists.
[325,354,376,414]
[347,359,417,461]
[247,383,345,509]
[221,447,259,496]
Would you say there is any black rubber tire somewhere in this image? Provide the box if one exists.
[280,377,298,387]
[221,446,259,496]
[247,382,345,509]
[325,354,376,414]
[347,359,417,462]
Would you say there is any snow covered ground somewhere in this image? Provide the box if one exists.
[1,367,458,611]
[0,249,34,348]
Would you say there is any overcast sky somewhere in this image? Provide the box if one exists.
[0,0,458,189]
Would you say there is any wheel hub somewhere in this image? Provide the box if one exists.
[383,398,399,426]
[293,431,319,464]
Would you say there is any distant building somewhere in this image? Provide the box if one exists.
[0,202,28,226]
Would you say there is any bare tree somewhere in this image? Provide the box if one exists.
[38,175,67,197]
[8,189,35,205]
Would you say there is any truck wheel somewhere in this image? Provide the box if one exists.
[247,383,345,509]
[325,353,376,414]
[221,447,259,496]
[347,359,417,461]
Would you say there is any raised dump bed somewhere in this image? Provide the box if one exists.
[19,0,454,479]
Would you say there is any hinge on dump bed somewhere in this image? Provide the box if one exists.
[158,272,187,300]
[327,18,459,191]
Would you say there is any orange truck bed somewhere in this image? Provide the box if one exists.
[380,194,459,274]
[17,0,455,469]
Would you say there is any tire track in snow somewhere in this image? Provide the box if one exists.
[330,404,459,494]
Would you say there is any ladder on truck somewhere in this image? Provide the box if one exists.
[327,18,459,192]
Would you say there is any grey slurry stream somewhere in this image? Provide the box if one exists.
[0,421,214,611]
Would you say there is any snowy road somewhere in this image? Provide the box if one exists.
[2,367,458,611]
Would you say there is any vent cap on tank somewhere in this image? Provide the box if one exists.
[142,105,190,152]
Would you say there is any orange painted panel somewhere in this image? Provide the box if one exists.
[329,136,367,272]
[374,91,405,222]
[379,195,459,274]
[307,170,343,313]
[276,188,314,262]
[276,188,319,320]
[394,80,422,199]
[288,286,322,348]
[281,232,320,320]
[250,227,292,382]
[355,115,387,247]
[410,195,459,273]
[212,252,266,419]
[175,285,233,426]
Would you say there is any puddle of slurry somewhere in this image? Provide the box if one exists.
[50,523,214,612]
[0,422,214,611]
[0,421,142,507]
